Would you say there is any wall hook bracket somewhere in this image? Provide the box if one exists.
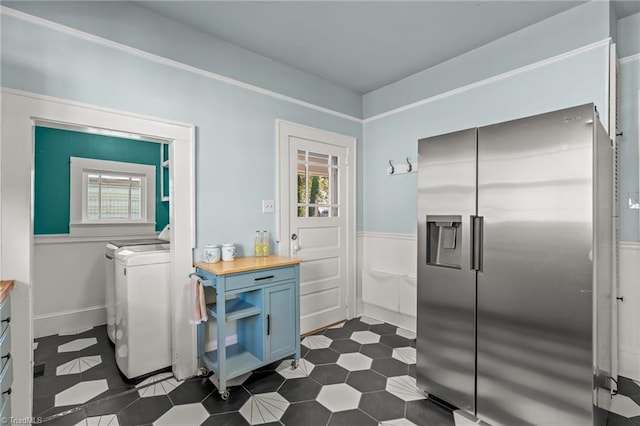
[387,157,416,175]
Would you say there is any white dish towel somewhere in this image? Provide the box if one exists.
[189,274,208,324]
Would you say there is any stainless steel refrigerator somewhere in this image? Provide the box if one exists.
[417,104,615,426]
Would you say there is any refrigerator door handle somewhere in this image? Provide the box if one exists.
[471,216,484,272]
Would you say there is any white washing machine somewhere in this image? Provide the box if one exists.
[105,238,168,344]
[114,243,171,379]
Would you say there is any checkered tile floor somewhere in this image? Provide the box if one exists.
[33,317,640,425]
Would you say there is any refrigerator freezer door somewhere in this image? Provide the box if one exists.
[593,118,613,419]
[417,128,477,413]
[476,105,596,426]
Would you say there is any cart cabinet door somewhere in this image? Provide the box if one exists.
[265,282,296,362]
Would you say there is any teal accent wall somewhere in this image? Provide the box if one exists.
[34,126,169,234]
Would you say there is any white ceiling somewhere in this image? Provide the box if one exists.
[135,1,639,94]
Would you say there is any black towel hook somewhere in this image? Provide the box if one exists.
[406,157,412,172]
[388,160,395,174]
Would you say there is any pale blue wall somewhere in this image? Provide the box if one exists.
[0,13,363,254]
[617,12,640,241]
[617,13,640,57]
[2,2,635,246]
[2,1,363,119]
[362,45,610,234]
[362,1,611,119]
[618,59,639,241]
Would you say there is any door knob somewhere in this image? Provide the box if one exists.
[291,234,298,240]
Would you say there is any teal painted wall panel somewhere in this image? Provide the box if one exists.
[34,126,169,234]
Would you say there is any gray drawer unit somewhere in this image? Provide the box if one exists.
[0,356,11,412]
[0,327,9,370]
[0,294,10,422]
[224,266,296,292]
[0,357,12,393]
[0,395,9,426]
[0,296,9,337]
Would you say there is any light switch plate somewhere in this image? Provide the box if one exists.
[262,199,275,213]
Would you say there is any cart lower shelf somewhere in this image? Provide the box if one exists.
[201,343,262,381]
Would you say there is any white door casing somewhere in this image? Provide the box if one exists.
[0,88,196,419]
[276,120,356,334]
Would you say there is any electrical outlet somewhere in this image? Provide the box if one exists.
[262,199,275,213]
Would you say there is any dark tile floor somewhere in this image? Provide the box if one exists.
[32,318,640,425]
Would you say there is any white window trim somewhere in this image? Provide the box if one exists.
[69,157,156,236]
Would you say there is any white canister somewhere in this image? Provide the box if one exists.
[222,243,236,261]
[203,244,221,263]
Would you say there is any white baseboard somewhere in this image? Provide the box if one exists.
[454,410,490,426]
[363,303,416,332]
[34,305,106,338]
[619,347,640,380]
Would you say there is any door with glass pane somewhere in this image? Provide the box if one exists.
[289,136,348,333]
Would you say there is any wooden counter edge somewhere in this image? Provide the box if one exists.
[194,256,302,276]
[0,280,15,303]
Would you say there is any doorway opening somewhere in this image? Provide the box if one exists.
[276,120,357,334]
[0,89,196,418]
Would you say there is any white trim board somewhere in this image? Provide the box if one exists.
[34,234,159,245]
[620,53,640,64]
[363,38,611,123]
[0,6,361,124]
[357,231,417,241]
[2,88,193,133]
[362,304,416,332]
[33,305,106,339]
[620,242,640,250]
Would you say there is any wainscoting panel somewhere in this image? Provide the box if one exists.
[359,232,417,331]
[619,242,640,381]
[358,233,640,379]
[33,234,156,338]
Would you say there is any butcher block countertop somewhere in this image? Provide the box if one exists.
[195,255,301,276]
[0,280,15,303]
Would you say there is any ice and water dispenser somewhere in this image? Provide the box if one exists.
[426,215,462,269]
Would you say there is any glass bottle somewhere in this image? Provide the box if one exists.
[262,230,270,257]
[254,230,262,257]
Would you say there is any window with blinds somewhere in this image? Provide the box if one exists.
[69,157,155,229]
[86,173,143,220]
